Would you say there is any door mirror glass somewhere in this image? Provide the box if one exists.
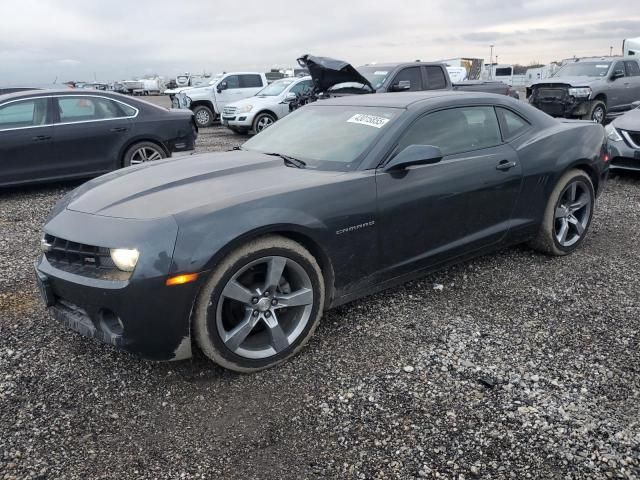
[384,145,443,171]
[391,80,411,92]
[611,69,625,80]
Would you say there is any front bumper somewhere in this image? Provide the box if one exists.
[221,112,256,129]
[529,95,591,118]
[608,136,640,172]
[34,209,204,361]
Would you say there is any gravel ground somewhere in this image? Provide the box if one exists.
[1,112,639,479]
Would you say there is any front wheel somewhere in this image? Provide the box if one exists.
[194,236,325,372]
[529,169,595,256]
[584,100,606,124]
[193,105,214,127]
[252,112,277,133]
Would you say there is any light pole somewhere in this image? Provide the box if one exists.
[489,44,494,79]
[609,46,613,56]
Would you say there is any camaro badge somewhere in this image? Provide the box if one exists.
[336,220,375,235]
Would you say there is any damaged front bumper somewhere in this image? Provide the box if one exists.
[34,209,204,361]
[529,92,591,118]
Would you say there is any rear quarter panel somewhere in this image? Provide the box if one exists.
[509,120,605,237]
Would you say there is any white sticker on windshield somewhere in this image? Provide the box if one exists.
[347,114,390,128]
[374,71,389,75]
[596,65,609,68]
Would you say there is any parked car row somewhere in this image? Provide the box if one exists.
[0,90,197,187]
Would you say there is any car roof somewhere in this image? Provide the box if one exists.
[0,89,121,103]
[310,91,506,109]
[359,62,443,69]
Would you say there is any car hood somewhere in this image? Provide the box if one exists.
[531,76,605,87]
[228,95,281,109]
[64,152,342,220]
[612,107,640,131]
[297,54,374,93]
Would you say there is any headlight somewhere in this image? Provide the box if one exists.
[237,104,253,113]
[110,248,140,272]
[185,96,192,108]
[605,124,623,142]
[568,87,591,98]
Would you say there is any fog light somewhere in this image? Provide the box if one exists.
[110,248,139,272]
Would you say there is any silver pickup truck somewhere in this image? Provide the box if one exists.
[528,56,640,124]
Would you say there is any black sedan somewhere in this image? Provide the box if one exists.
[0,90,197,187]
[35,91,609,372]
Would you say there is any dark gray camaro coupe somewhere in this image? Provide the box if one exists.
[35,91,609,372]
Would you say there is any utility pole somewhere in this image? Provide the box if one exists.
[609,46,613,56]
[489,45,494,79]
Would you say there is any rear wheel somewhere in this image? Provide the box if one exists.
[194,236,325,372]
[529,169,594,256]
[122,141,166,167]
[193,105,214,127]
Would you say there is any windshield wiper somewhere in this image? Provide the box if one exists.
[264,152,306,169]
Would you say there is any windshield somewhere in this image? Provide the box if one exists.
[256,79,295,96]
[554,62,611,78]
[357,66,391,90]
[242,105,400,171]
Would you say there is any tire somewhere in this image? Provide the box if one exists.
[584,100,606,124]
[194,235,325,372]
[193,105,214,127]
[122,141,166,167]
[252,112,277,133]
[529,169,595,256]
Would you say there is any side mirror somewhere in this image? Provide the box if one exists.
[283,92,297,102]
[611,69,625,80]
[384,145,443,171]
[217,81,228,93]
[390,80,411,92]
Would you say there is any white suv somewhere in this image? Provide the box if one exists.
[221,76,313,134]
[175,72,268,128]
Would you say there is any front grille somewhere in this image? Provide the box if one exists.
[223,106,237,115]
[43,234,129,281]
[537,88,566,99]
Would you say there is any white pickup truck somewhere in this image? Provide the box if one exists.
[174,72,268,127]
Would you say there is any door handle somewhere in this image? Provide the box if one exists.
[32,135,51,141]
[110,127,128,132]
[496,159,517,171]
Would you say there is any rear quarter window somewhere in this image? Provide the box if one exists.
[496,107,530,141]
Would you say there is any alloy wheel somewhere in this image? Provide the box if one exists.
[554,180,592,247]
[592,106,605,123]
[130,146,163,165]
[195,110,210,126]
[215,256,314,359]
[255,115,275,132]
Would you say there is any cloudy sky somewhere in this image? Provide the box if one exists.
[1,0,638,84]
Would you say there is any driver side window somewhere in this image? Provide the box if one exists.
[224,75,240,89]
[396,106,502,156]
[290,80,313,95]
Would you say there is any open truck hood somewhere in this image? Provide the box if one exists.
[297,54,374,94]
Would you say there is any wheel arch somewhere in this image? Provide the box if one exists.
[592,93,607,105]
[190,100,215,112]
[255,109,279,120]
[567,160,599,194]
[200,225,336,310]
